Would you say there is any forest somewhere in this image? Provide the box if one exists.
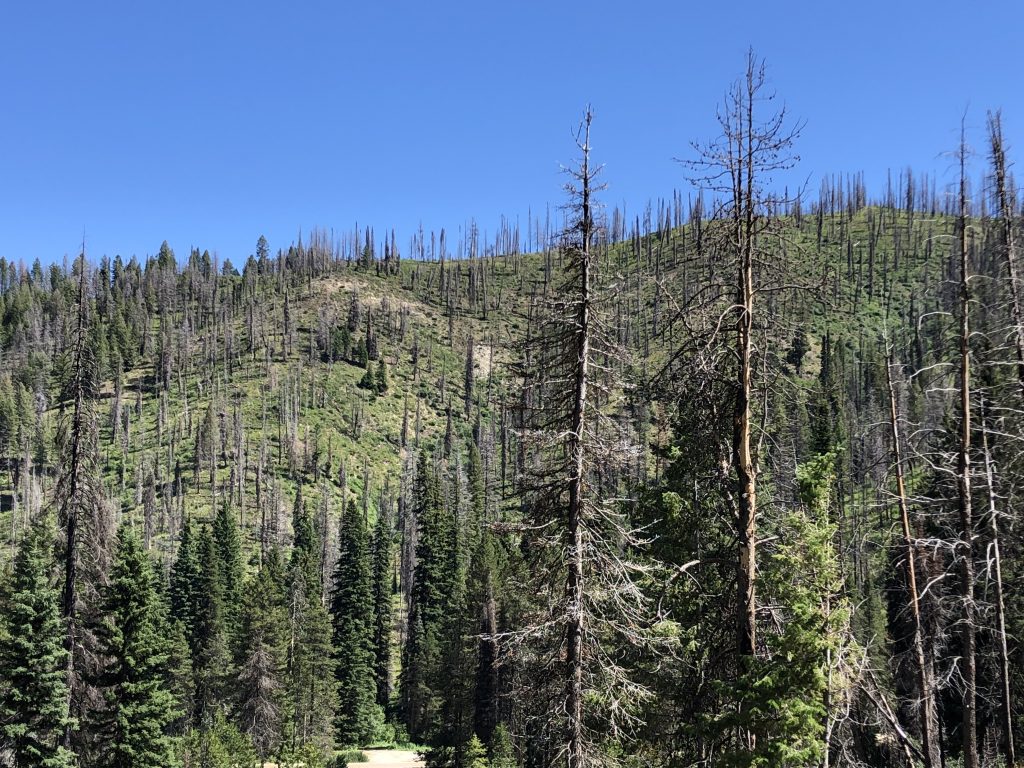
[1,53,1023,768]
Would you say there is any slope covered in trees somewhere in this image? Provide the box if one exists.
[1,55,1023,768]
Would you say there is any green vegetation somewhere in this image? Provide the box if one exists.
[0,57,1022,768]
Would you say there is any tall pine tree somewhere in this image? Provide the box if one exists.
[370,501,394,710]
[330,498,382,745]
[97,525,180,767]
[0,516,75,768]
[286,487,337,758]
[236,547,288,761]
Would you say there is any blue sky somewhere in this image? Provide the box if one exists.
[1,0,1021,265]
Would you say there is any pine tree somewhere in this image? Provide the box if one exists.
[0,516,75,768]
[469,533,500,747]
[191,527,229,724]
[286,488,337,757]
[212,501,244,642]
[169,516,200,640]
[400,455,450,740]
[329,498,381,745]
[97,525,180,767]
[370,502,394,709]
[488,724,517,768]
[375,359,389,394]
[236,548,288,761]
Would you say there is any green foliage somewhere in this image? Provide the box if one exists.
[287,489,338,755]
[98,524,182,766]
[236,548,288,759]
[330,498,384,745]
[488,725,517,768]
[463,734,489,768]
[375,360,389,394]
[370,503,394,708]
[211,501,243,642]
[0,516,75,768]
[191,526,230,724]
[178,711,257,768]
[333,748,369,767]
[708,454,848,768]
[400,455,456,742]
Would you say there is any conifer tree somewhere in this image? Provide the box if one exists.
[400,455,449,740]
[375,359,389,394]
[370,502,394,709]
[236,548,288,761]
[286,488,337,757]
[330,498,381,745]
[97,525,180,767]
[212,501,244,642]
[169,516,200,641]
[0,516,75,768]
[469,534,500,747]
[191,527,229,724]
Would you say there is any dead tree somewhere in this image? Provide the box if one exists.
[514,110,654,768]
[684,49,801,687]
[57,253,109,754]
[885,345,940,768]
[955,125,979,768]
[987,111,1024,392]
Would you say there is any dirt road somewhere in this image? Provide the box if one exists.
[362,749,424,768]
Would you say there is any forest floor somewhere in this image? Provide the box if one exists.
[262,750,423,768]
[362,749,424,768]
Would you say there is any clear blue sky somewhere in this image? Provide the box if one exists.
[1,0,1021,266]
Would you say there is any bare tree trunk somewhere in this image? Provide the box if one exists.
[988,111,1024,391]
[885,347,939,768]
[734,54,758,671]
[956,129,979,768]
[980,415,1016,766]
[61,255,91,751]
[565,110,593,768]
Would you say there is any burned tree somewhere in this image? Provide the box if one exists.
[514,110,653,768]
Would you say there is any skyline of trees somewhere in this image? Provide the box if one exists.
[0,54,1022,768]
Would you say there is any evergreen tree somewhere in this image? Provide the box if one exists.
[370,503,394,709]
[0,516,75,768]
[236,548,288,761]
[409,455,450,635]
[469,534,500,747]
[488,725,517,768]
[97,525,180,767]
[212,501,244,642]
[286,489,337,758]
[169,516,200,641]
[375,359,389,394]
[191,527,229,724]
[179,710,257,768]
[329,498,382,745]
[400,455,451,740]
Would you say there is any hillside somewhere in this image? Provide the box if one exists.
[1,173,1022,768]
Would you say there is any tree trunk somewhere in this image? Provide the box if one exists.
[980,415,1015,766]
[956,131,979,768]
[734,55,758,666]
[885,348,939,768]
[565,110,593,768]
[988,111,1024,392]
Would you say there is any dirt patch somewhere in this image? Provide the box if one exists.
[362,749,424,768]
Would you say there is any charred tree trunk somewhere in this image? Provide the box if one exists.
[886,348,939,768]
[956,130,979,768]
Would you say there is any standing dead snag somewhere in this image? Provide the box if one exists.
[57,253,108,754]
[988,110,1024,393]
[885,346,940,768]
[514,109,654,768]
[955,124,979,768]
[684,50,801,677]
